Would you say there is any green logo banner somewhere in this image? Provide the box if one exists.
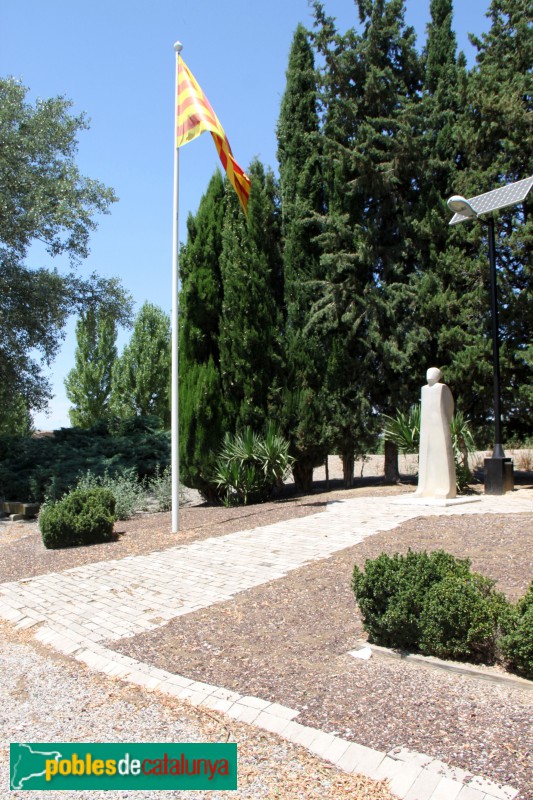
[10,742,237,791]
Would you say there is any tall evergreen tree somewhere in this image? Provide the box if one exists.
[312,0,423,483]
[461,0,533,439]
[178,172,227,495]
[65,307,118,427]
[412,0,490,434]
[111,302,171,425]
[219,160,283,432]
[277,24,329,491]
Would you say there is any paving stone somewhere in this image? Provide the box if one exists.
[253,711,293,736]
[199,696,235,713]
[428,776,464,800]
[210,687,242,703]
[238,695,272,711]
[404,769,443,800]
[262,702,299,720]
[350,746,386,778]
[464,778,519,800]
[335,742,371,774]
[306,731,338,757]
[143,677,162,691]
[320,736,351,764]
[456,786,489,800]
[283,722,322,749]
[389,747,434,769]
[374,757,422,798]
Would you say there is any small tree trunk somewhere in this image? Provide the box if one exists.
[384,440,400,483]
[342,451,355,488]
[292,461,314,493]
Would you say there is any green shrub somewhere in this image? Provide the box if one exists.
[146,465,173,511]
[76,468,145,520]
[419,574,512,663]
[39,488,116,549]
[352,550,471,650]
[0,415,170,503]
[500,581,533,679]
[353,549,518,667]
[213,425,293,506]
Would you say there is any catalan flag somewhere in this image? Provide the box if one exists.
[177,57,251,216]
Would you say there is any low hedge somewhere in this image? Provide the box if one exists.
[352,550,531,676]
[39,488,116,549]
[351,550,473,651]
[499,581,533,680]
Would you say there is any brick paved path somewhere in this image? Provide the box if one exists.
[1,492,531,800]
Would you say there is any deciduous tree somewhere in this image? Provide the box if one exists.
[0,77,121,415]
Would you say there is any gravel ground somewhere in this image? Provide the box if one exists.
[0,621,394,800]
[1,456,532,798]
[111,511,533,799]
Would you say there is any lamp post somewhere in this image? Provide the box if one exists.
[447,175,533,494]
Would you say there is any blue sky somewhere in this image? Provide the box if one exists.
[1,0,491,429]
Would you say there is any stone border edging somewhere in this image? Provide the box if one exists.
[350,641,533,692]
[27,627,519,800]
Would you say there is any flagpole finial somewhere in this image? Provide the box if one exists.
[174,41,183,53]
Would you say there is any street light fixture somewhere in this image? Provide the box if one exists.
[447,175,533,494]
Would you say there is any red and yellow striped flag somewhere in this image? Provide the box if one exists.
[177,57,251,217]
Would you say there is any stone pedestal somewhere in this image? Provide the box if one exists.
[394,495,481,508]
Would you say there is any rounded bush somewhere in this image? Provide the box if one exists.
[39,488,116,549]
[500,581,533,679]
[419,574,510,663]
[352,550,472,650]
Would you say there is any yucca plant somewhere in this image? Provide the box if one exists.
[212,425,293,506]
[382,405,421,454]
[255,421,294,486]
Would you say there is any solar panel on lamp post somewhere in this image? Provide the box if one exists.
[447,175,533,495]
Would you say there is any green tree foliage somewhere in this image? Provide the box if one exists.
[0,415,169,502]
[178,172,227,496]
[0,77,124,416]
[409,0,494,442]
[111,303,171,425]
[0,394,33,437]
[65,307,119,427]
[277,24,328,491]
[461,0,533,439]
[352,550,513,664]
[311,0,423,484]
[219,161,283,432]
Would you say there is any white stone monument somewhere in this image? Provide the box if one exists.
[414,367,457,500]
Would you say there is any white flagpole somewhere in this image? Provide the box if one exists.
[171,40,182,534]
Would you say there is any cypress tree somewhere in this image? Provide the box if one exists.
[412,0,490,434]
[461,0,533,440]
[65,307,117,427]
[177,171,227,495]
[277,24,328,491]
[218,160,283,432]
[312,0,423,484]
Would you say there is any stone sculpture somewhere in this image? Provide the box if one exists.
[414,367,456,500]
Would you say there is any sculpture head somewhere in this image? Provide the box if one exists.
[426,367,442,386]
